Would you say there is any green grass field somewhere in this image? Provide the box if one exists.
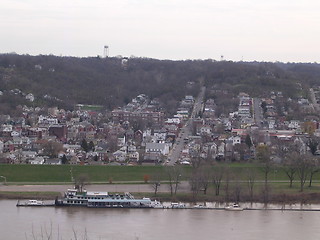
[0,165,168,183]
[0,163,319,184]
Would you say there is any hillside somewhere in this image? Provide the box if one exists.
[0,54,320,116]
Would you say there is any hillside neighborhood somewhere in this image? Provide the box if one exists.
[1,82,320,167]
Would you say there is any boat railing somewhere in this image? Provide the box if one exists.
[125,192,134,199]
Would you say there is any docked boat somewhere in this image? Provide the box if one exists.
[17,200,45,207]
[224,203,244,211]
[193,204,207,209]
[171,202,186,209]
[55,188,157,208]
[152,200,165,208]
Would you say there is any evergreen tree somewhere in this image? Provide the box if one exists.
[81,139,89,152]
[245,134,253,149]
[88,141,95,152]
[61,154,68,164]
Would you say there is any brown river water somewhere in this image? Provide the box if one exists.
[1,200,320,240]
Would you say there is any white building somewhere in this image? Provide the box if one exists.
[228,136,241,146]
[26,93,35,102]
[145,143,170,155]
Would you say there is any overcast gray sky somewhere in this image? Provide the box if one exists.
[1,0,320,62]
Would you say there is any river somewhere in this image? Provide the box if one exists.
[1,200,320,240]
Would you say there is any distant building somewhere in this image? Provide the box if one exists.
[25,93,35,102]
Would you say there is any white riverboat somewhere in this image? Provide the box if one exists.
[55,189,157,208]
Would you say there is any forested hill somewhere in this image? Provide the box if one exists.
[0,53,320,116]
[0,54,202,115]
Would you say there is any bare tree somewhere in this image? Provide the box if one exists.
[283,152,298,188]
[256,145,273,203]
[223,166,232,202]
[41,140,63,158]
[308,157,320,187]
[150,171,162,196]
[233,181,242,203]
[74,174,90,193]
[306,136,319,156]
[190,154,202,169]
[246,168,256,201]
[212,165,224,196]
[198,164,212,195]
[189,171,203,201]
[296,154,312,192]
[256,145,272,188]
[166,166,183,196]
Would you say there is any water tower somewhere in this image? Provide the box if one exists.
[104,45,109,58]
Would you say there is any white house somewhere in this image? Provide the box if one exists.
[228,136,241,146]
[288,120,301,130]
[38,115,58,125]
[165,118,181,125]
[45,159,62,165]
[22,151,37,159]
[112,150,127,162]
[200,125,212,135]
[29,157,45,165]
[26,93,35,102]
[128,151,139,162]
[153,129,167,142]
[145,143,170,155]
[11,131,20,137]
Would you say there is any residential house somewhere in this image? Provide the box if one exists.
[112,150,127,162]
[29,156,45,165]
[228,136,241,146]
[45,159,62,165]
[145,142,170,155]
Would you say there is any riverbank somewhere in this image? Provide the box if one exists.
[2,187,320,205]
[0,191,60,200]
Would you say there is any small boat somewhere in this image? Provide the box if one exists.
[171,202,186,209]
[193,204,207,209]
[225,203,244,211]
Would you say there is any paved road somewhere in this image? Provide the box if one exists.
[166,86,206,165]
[252,98,263,128]
[0,182,191,194]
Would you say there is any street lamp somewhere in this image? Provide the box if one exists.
[0,176,7,185]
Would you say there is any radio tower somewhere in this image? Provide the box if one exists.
[104,45,109,58]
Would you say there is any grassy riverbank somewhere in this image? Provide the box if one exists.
[2,181,320,204]
[3,189,320,205]
[1,164,320,204]
[0,191,60,200]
